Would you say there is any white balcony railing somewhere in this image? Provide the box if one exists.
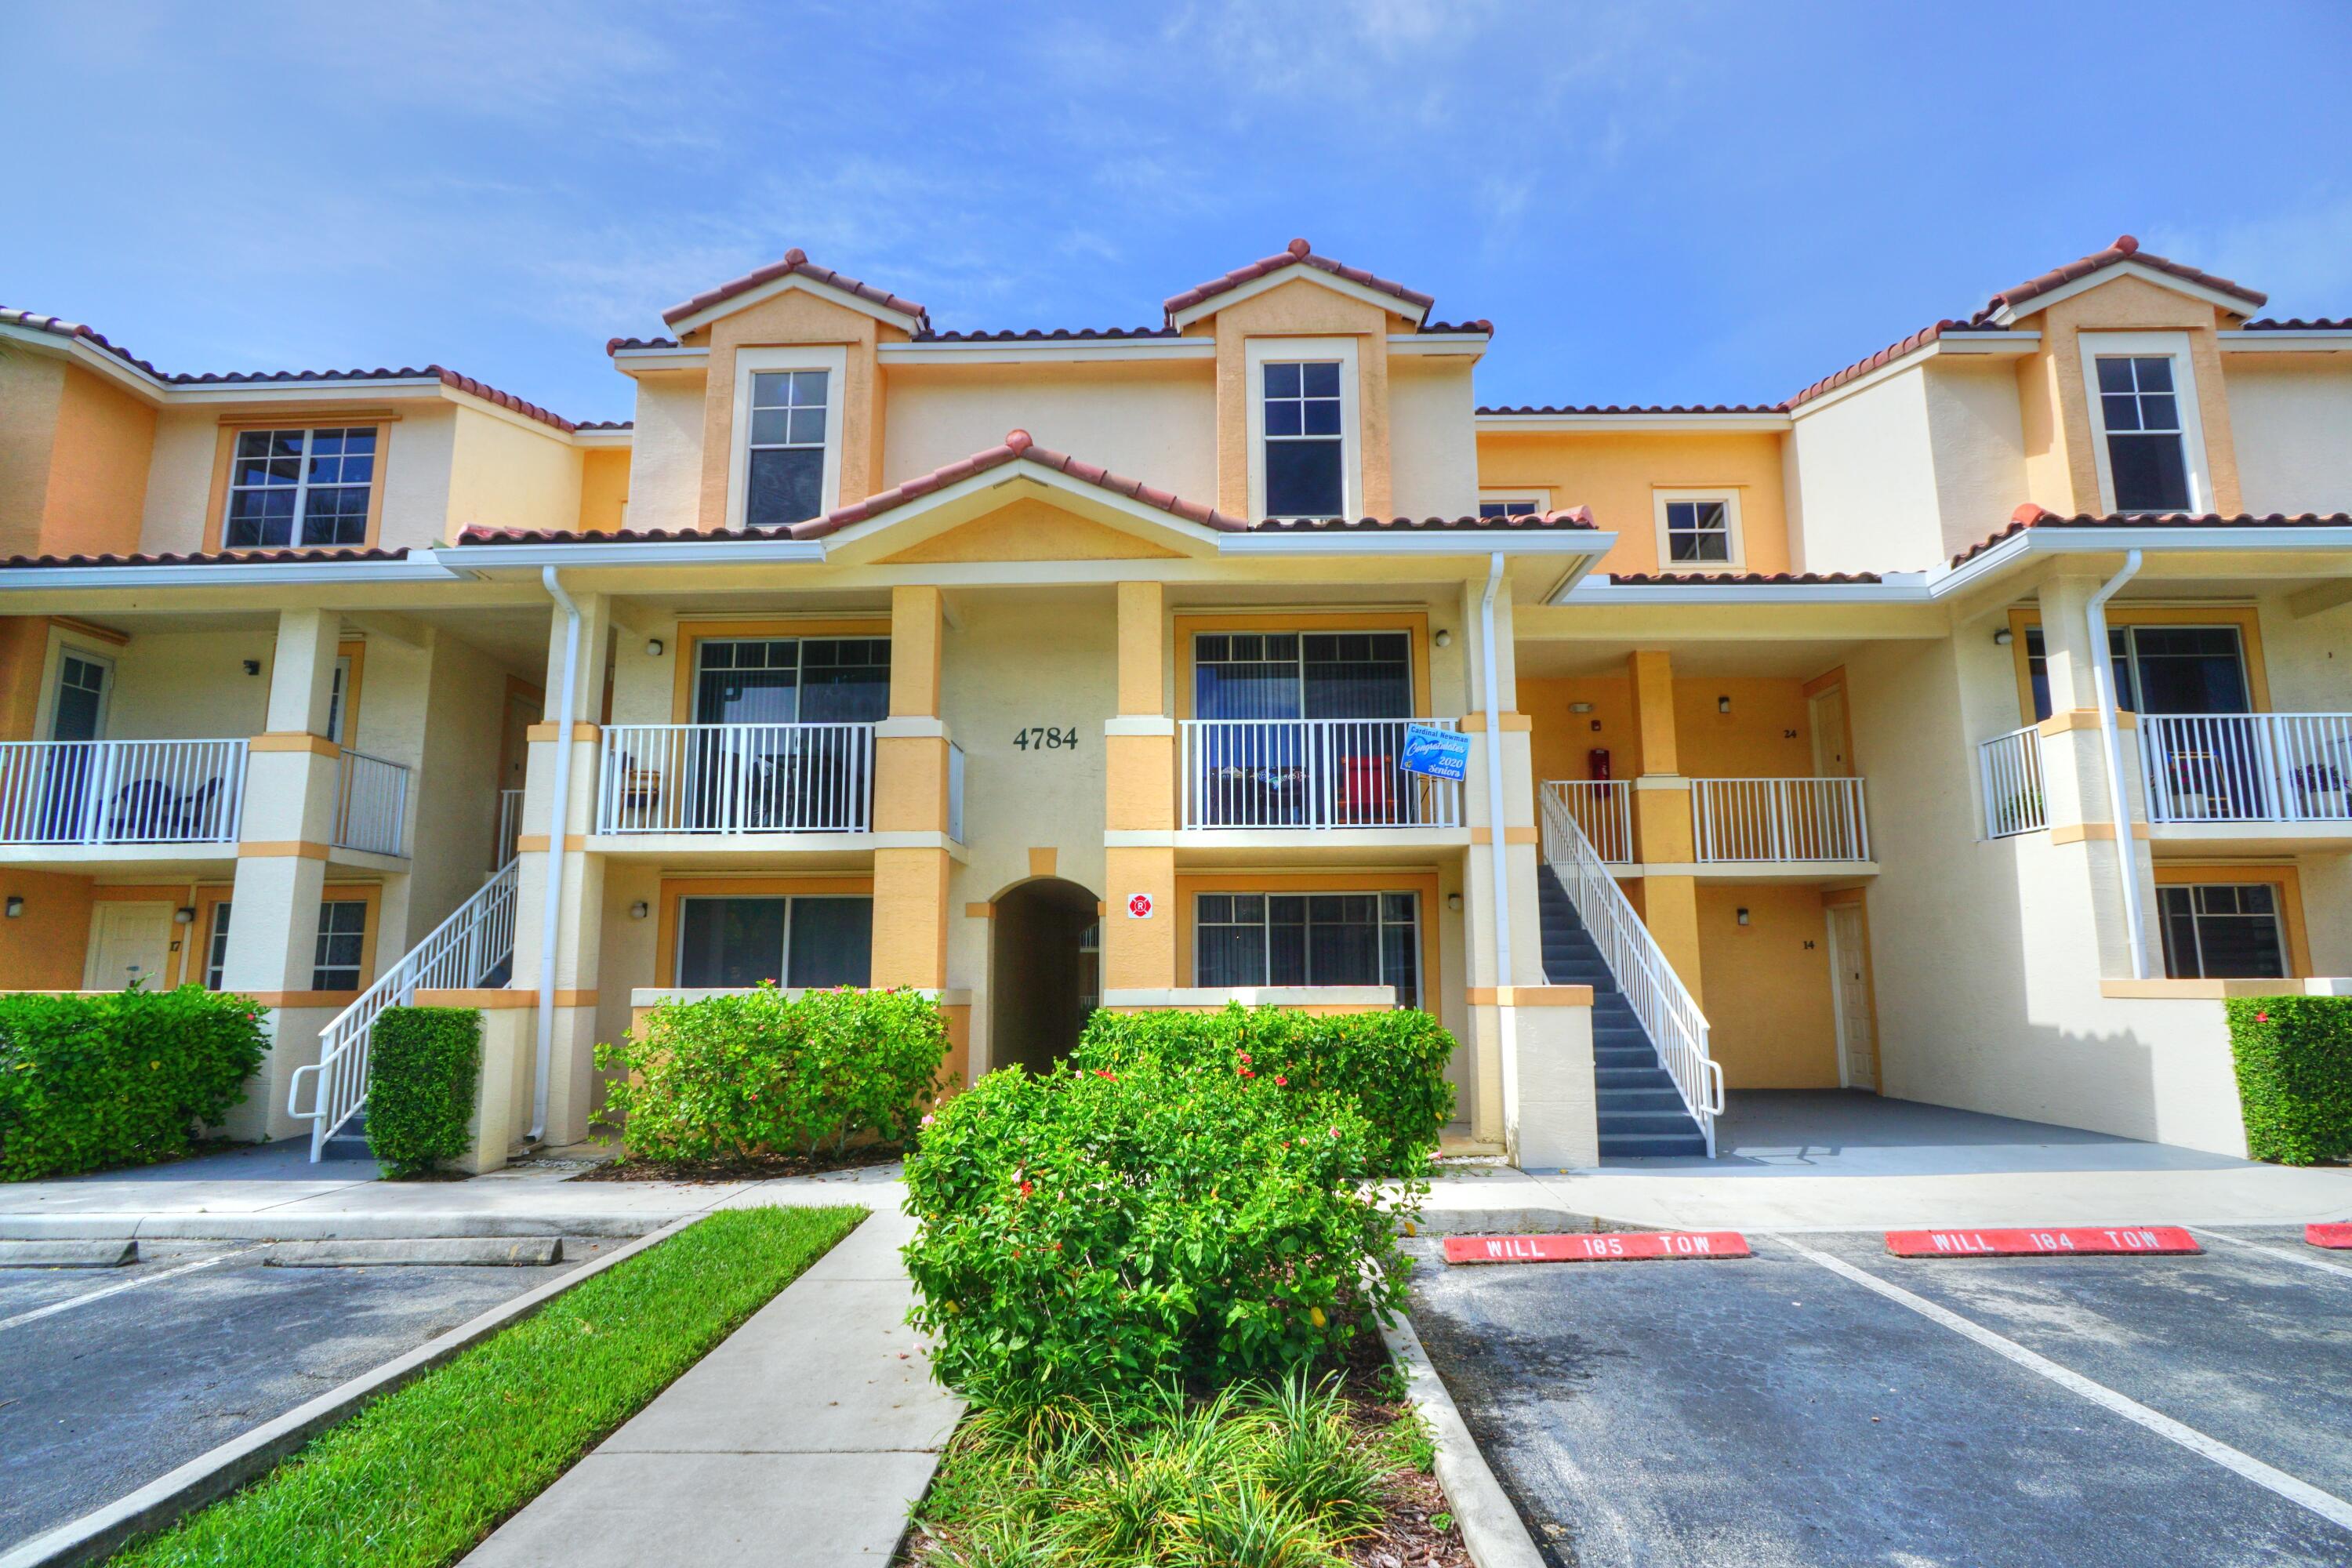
[2140,713,2352,824]
[495,787,524,868]
[332,750,409,855]
[1179,718,1464,830]
[1541,779,1633,863]
[947,741,966,843]
[595,722,876,835]
[1692,776,1871,862]
[1979,727,2048,838]
[0,739,247,846]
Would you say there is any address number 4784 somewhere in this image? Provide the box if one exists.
[1013,726,1079,750]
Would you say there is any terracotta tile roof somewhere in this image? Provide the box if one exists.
[1478,401,1782,416]
[1163,239,1436,324]
[5,544,415,570]
[1780,320,1997,409]
[913,325,1181,343]
[0,307,168,377]
[575,419,633,431]
[606,336,682,353]
[1951,503,2352,567]
[1607,569,1882,586]
[1985,234,2264,316]
[1418,321,1493,336]
[661,249,927,329]
[2241,317,2352,331]
[1249,508,1595,533]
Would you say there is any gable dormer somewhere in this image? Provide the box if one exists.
[1163,240,1441,523]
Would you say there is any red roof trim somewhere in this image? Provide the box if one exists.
[660,249,927,329]
[5,545,414,570]
[1479,402,1783,416]
[1163,239,1436,323]
[2241,317,2352,331]
[1951,503,2352,567]
[1987,234,2265,314]
[1608,569,1882,586]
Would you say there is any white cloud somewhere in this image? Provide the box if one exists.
[2144,195,2352,318]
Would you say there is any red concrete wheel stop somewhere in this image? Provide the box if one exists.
[1885,1226,2200,1258]
[2307,1222,2352,1250]
[1443,1231,1750,1265]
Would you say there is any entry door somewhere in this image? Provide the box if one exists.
[1826,903,1877,1091]
[85,902,174,991]
[1809,684,1852,777]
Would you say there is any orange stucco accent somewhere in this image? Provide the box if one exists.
[1475,430,1791,576]
[1106,735,1175,832]
[42,365,154,557]
[871,847,951,989]
[889,586,943,718]
[878,497,1183,563]
[0,618,50,742]
[1640,873,1704,1008]
[874,735,948,832]
[691,289,898,532]
[578,446,631,533]
[1628,651,1679,775]
[1207,278,1400,519]
[1117,580,1167,717]
[1698,881,1836,1087]
[0,869,97,989]
[1102,845,1177,990]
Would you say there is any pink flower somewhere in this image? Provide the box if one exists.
[2256,1011,2270,1023]
[920,1113,935,1127]
[1018,1181,1033,1198]
[1273,1076,1287,1087]
[1329,1127,1341,1138]
[1238,1052,1252,1065]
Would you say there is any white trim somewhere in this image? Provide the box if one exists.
[434,539,826,568]
[878,336,1215,365]
[609,347,710,375]
[665,272,924,337]
[1218,529,1613,558]
[0,558,467,588]
[1167,266,1428,331]
[1651,488,1745,571]
[726,344,848,532]
[1985,260,2263,327]
[1244,336,1360,521]
[2078,331,2215,515]
[1387,333,1489,358]
[1477,409,1792,432]
[1784,331,2040,419]
[568,426,633,448]
[2217,329,2352,354]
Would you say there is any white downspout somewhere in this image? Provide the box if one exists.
[532,567,583,1142]
[1478,553,1520,1156]
[2086,549,2149,979]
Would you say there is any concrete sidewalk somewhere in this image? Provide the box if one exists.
[459,1207,959,1567]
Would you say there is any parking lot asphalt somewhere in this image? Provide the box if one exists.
[0,1240,602,1552]
[1404,1225,2352,1568]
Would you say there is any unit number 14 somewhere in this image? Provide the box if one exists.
[1014,726,1079,750]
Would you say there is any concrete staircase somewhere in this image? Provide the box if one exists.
[1537,870,1710,1159]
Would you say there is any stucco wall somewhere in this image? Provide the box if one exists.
[881,363,1216,505]
[42,365,154,557]
[136,408,220,554]
[1786,366,1943,574]
[103,629,274,740]
[446,405,583,542]
[1922,359,2027,561]
[1387,359,1478,519]
[0,354,66,557]
[579,447,631,532]
[2224,358,2352,517]
[1476,430,1792,576]
[403,632,517,945]
[1697,881,1838,1087]
[620,373,706,534]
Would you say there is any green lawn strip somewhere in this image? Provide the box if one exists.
[109,1204,866,1568]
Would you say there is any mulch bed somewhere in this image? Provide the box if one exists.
[1336,1327,1473,1568]
[568,1142,905,1184]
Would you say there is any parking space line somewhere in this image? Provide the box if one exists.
[2187,1227,2352,1282]
[1768,1233,2352,1534]
[0,1249,256,1333]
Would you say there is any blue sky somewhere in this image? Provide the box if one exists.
[6,2,2347,426]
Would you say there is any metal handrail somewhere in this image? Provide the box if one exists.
[289,857,521,1161]
[1691,776,1871,862]
[495,788,524,867]
[1540,779,1633,863]
[0,738,247,845]
[1979,727,2048,838]
[2140,712,2352,823]
[594,721,877,834]
[1539,789,1722,1156]
[1178,717,1463,829]
[332,749,409,855]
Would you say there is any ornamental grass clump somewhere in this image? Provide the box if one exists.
[902,1054,1421,1406]
[596,984,949,1163]
[1073,1003,1457,1177]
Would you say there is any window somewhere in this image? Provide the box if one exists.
[744,369,829,528]
[2095,357,2190,512]
[1653,491,1740,566]
[312,898,368,991]
[675,895,873,988]
[692,637,891,725]
[1477,496,1544,521]
[1192,631,1413,720]
[1194,891,1420,1007]
[49,652,110,742]
[226,428,376,549]
[2158,884,2288,979]
[2023,624,2250,721]
[1262,361,1345,517]
[203,902,232,990]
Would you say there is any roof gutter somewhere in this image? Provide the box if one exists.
[2086,550,2151,981]
[531,567,583,1143]
[1477,551,1522,1161]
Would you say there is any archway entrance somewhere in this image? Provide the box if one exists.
[989,877,1099,1073]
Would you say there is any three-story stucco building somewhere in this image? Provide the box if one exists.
[2,233,2346,1168]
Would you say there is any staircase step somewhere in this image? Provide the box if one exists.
[1599,1110,1704,1136]
[1599,1132,1708,1158]
[1595,1069,1675,1091]
[1597,1087,1688,1112]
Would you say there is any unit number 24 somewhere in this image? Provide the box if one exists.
[1014,726,1079,750]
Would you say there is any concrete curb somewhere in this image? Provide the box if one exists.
[0,1209,728,1568]
[1381,1311,1546,1568]
[0,1240,137,1268]
[263,1238,564,1268]
[0,1213,661,1243]
[1406,1206,1603,1238]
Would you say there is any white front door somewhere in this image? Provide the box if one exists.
[1826,902,1878,1091]
[85,902,174,991]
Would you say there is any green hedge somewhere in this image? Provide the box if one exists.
[0,987,268,1181]
[1072,1004,1457,1176]
[368,1007,484,1178]
[596,985,950,1162]
[902,1057,1419,1406]
[2227,996,2352,1165]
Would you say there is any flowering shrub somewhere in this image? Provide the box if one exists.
[1072,1004,1456,1176]
[2227,996,2352,1164]
[902,1057,1420,1405]
[595,985,949,1163]
[0,986,268,1181]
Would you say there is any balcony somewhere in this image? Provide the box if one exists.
[1691,777,1871,864]
[0,739,246,848]
[2140,713,2352,825]
[1978,726,2048,838]
[1178,718,1463,831]
[332,750,410,857]
[595,722,876,836]
[1542,779,1633,864]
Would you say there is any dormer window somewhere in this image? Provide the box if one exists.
[225,427,376,548]
[2078,332,2212,514]
[1245,338,1359,520]
[728,346,847,530]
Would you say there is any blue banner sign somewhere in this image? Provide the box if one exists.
[1399,724,1471,782]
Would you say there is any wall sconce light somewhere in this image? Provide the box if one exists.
[645,639,665,658]
[4,897,21,918]
[1569,702,1593,714]
[1717,695,1732,714]
[173,906,197,925]
[1446,892,1463,912]
[1736,906,1751,926]
[1433,630,1452,648]
[629,901,651,920]
[243,659,262,676]
[1993,627,2015,646]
